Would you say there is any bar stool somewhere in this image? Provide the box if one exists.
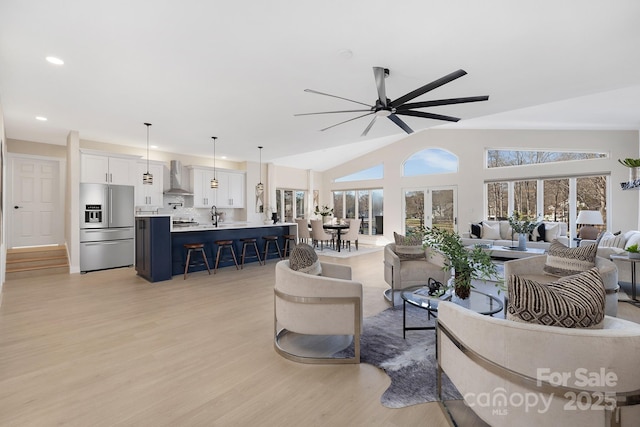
[262,235,283,262]
[282,234,297,258]
[214,239,239,273]
[240,238,263,268]
[183,242,211,280]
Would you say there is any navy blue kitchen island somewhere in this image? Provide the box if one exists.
[135,216,297,282]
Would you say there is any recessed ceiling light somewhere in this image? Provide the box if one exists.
[46,56,64,65]
[150,145,158,149]
[221,156,227,159]
[35,116,48,121]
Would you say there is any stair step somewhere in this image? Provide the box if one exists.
[5,245,70,280]
[6,256,69,270]
[6,265,69,280]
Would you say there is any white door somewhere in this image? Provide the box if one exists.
[10,156,63,247]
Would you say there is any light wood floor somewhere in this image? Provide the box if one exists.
[1,252,639,427]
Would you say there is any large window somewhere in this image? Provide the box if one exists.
[332,188,383,235]
[486,175,608,232]
[487,150,607,168]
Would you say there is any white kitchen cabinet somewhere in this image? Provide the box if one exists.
[217,171,245,208]
[81,153,137,185]
[190,167,217,208]
[135,161,165,207]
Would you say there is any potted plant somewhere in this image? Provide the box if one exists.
[627,243,640,259]
[422,226,498,299]
[618,158,640,181]
[507,211,540,251]
[314,205,334,224]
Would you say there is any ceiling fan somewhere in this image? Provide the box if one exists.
[295,67,489,136]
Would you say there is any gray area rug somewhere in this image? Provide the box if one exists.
[334,304,462,408]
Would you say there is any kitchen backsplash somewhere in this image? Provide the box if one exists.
[136,194,239,225]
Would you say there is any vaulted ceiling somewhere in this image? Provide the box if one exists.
[1,1,639,170]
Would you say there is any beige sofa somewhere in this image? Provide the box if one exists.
[383,243,451,305]
[461,220,568,251]
[274,260,362,363]
[504,255,619,317]
[437,302,640,427]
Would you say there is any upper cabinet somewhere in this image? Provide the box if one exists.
[135,161,165,207]
[189,167,245,209]
[81,152,137,185]
[217,171,245,208]
[189,167,217,208]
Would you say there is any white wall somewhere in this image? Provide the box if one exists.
[321,129,640,239]
[0,102,6,301]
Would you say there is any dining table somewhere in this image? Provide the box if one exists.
[322,223,350,252]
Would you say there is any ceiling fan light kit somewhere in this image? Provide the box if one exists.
[295,67,489,136]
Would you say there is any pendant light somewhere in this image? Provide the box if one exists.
[142,123,153,185]
[210,136,219,188]
[256,146,264,191]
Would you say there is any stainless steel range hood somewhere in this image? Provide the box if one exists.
[164,160,194,195]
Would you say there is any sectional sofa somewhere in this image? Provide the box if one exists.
[461,220,568,251]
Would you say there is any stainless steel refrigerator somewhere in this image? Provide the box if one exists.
[80,183,135,273]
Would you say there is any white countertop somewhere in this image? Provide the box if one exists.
[170,222,296,233]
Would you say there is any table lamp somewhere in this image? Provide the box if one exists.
[576,210,604,240]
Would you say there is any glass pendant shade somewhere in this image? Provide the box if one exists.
[143,122,153,185]
[211,136,218,189]
[256,145,264,192]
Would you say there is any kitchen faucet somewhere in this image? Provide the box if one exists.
[211,205,218,227]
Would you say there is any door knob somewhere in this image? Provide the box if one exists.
[14,206,23,209]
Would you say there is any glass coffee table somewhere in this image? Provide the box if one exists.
[401,285,503,338]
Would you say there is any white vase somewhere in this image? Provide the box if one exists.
[517,233,528,251]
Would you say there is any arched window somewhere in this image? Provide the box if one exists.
[403,148,458,176]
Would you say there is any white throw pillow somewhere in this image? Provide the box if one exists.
[599,231,626,249]
[625,232,640,250]
[482,222,501,240]
[544,223,560,242]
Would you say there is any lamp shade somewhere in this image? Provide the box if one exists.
[576,210,604,225]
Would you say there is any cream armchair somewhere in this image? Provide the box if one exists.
[437,302,640,427]
[383,243,450,305]
[274,260,363,364]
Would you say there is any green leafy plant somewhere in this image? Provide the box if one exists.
[618,158,640,168]
[627,243,639,253]
[421,226,499,299]
[314,205,333,217]
[507,211,540,234]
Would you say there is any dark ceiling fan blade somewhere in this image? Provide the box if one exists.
[373,67,388,107]
[361,116,377,137]
[391,69,467,107]
[395,95,489,110]
[319,112,374,132]
[395,109,460,122]
[388,114,414,134]
[304,89,372,107]
[294,109,372,116]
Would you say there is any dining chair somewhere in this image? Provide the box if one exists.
[295,218,311,244]
[341,219,361,251]
[310,219,334,250]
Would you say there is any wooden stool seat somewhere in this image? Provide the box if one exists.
[240,238,263,268]
[214,239,239,273]
[262,236,283,262]
[183,242,211,279]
